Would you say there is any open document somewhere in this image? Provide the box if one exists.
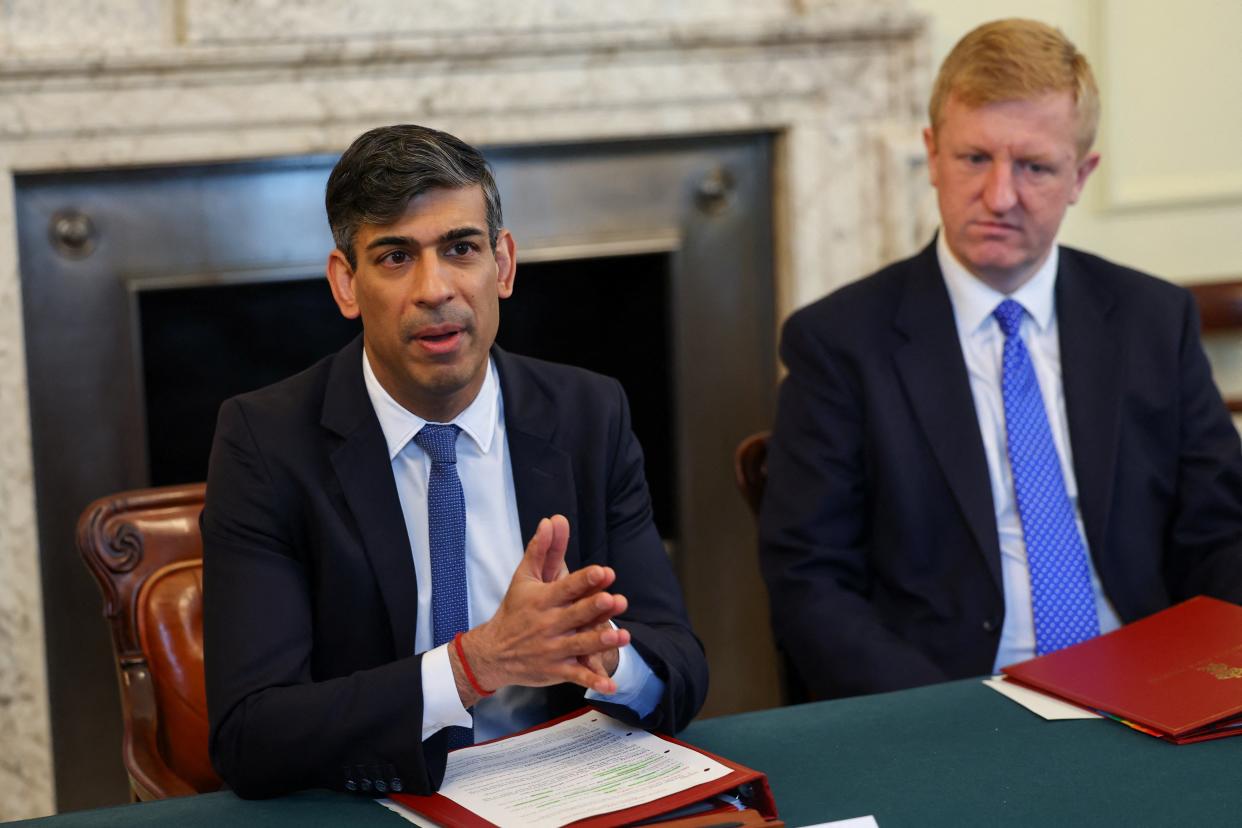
[388,708,779,827]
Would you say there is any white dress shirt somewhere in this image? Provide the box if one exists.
[362,352,664,742]
[937,234,1121,670]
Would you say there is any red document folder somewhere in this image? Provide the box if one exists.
[1003,596,1242,743]
[389,708,779,827]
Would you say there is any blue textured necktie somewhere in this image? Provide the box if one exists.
[993,299,1100,656]
[413,424,472,748]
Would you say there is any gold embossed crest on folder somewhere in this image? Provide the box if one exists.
[1003,597,1242,742]
[1198,662,1242,680]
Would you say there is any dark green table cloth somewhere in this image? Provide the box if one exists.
[18,678,1241,826]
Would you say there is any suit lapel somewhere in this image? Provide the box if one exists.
[1056,254,1121,559]
[893,244,1002,589]
[321,337,420,658]
[493,349,581,569]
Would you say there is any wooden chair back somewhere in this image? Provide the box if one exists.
[76,483,221,800]
[1189,280,1242,413]
[733,431,770,517]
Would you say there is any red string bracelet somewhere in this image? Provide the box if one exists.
[453,632,495,697]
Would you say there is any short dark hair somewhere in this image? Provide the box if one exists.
[325,124,504,268]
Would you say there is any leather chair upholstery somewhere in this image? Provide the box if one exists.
[733,430,809,704]
[77,483,222,800]
[733,430,770,517]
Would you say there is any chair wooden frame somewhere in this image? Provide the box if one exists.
[76,482,212,800]
[731,430,812,704]
[733,430,770,517]
[1188,280,1242,413]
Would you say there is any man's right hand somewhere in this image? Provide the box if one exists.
[449,515,630,707]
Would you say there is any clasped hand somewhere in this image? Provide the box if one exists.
[452,515,629,707]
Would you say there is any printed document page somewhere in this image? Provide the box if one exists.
[983,676,1102,720]
[438,710,731,828]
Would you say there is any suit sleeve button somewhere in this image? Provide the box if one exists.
[391,777,403,792]
[345,780,357,792]
[374,779,388,793]
[360,777,372,792]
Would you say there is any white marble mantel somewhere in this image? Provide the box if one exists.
[0,0,930,817]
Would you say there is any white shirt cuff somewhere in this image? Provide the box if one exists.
[420,643,474,741]
[584,634,664,719]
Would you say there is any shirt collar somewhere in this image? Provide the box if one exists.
[937,232,1059,336]
[362,351,499,460]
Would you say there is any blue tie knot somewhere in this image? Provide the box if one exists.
[414,424,461,465]
[993,299,1025,338]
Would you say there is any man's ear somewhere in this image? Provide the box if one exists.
[1069,151,1101,205]
[326,249,361,319]
[494,229,517,299]
[922,126,940,188]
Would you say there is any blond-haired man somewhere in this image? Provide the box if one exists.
[760,19,1242,699]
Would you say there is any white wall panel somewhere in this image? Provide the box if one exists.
[907,0,1242,283]
[1098,0,1242,210]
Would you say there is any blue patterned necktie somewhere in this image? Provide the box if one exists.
[413,424,472,748]
[993,299,1100,656]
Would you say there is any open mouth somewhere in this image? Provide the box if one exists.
[412,325,465,354]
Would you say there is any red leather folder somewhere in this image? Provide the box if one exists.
[389,708,779,827]
[1003,596,1242,743]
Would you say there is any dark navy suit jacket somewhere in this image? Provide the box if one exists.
[759,241,1242,700]
[203,338,706,798]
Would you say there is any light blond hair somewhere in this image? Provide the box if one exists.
[929,18,1100,157]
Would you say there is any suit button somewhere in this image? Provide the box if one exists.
[391,777,403,792]
[982,617,999,633]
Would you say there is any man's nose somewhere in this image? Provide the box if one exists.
[982,163,1019,214]
[410,256,454,306]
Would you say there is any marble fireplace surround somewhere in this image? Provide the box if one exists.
[0,0,931,817]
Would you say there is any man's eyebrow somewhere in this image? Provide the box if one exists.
[365,234,415,251]
[439,226,485,243]
[363,226,485,253]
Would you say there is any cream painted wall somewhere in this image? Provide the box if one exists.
[907,0,1242,285]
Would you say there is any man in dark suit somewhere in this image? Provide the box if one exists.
[760,19,1242,700]
[203,125,707,799]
